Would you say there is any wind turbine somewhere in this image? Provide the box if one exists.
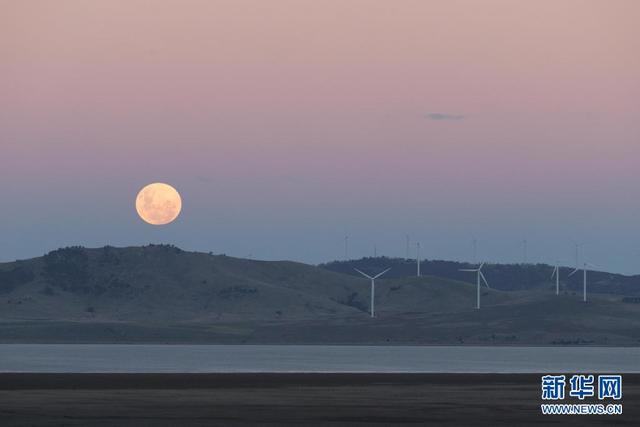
[416,242,421,277]
[459,263,490,309]
[354,268,391,317]
[569,261,599,302]
[550,261,561,295]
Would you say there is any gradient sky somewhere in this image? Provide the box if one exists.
[2,1,639,273]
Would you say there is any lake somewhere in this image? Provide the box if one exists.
[1,344,638,373]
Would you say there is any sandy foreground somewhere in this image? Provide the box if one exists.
[0,373,637,426]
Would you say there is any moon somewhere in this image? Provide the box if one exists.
[135,183,182,225]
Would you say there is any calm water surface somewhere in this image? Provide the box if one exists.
[0,345,638,373]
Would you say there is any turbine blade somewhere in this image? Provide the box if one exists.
[373,268,391,279]
[354,268,373,280]
[568,268,579,277]
[480,271,490,289]
[459,269,477,272]
[550,266,558,279]
[479,262,485,270]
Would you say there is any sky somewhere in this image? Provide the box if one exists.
[1,0,639,273]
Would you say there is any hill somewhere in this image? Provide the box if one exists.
[0,245,369,322]
[1,245,639,345]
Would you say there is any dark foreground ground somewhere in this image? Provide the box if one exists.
[0,373,637,426]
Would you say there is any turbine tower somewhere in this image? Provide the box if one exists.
[460,263,490,309]
[416,242,421,277]
[550,261,560,295]
[569,261,598,302]
[354,268,391,317]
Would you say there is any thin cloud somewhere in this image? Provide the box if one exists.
[426,113,465,121]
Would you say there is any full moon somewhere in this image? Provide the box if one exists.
[135,183,182,225]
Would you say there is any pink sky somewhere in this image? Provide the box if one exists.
[1,1,639,272]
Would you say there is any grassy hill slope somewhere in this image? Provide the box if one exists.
[1,245,639,345]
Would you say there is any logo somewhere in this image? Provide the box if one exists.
[540,374,622,415]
